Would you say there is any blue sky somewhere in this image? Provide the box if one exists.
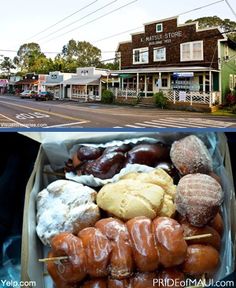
[1,0,236,61]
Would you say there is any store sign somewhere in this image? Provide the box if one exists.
[141,31,182,46]
[173,72,194,78]
[179,91,187,101]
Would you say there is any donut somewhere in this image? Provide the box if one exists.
[126,217,159,272]
[95,218,134,279]
[126,143,170,167]
[49,233,87,283]
[78,227,112,278]
[209,213,224,236]
[182,244,220,276]
[170,135,213,175]
[130,272,157,288]
[181,220,221,250]
[157,268,185,288]
[107,278,130,288]
[152,217,187,267]
[81,279,107,288]
[175,173,224,227]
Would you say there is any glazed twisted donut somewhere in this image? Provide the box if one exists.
[47,216,220,287]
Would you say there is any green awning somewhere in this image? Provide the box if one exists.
[119,74,135,79]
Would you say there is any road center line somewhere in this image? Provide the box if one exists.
[46,121,88,128]
[0,100,90,122]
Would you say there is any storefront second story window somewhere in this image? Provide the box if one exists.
[156,23,163,33]
[154,47,166,61]
[133,47,149,64]
[180,40,204,61]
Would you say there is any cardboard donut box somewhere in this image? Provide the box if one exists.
[21,132,236,287]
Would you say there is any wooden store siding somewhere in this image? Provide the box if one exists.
[118,18,224,70]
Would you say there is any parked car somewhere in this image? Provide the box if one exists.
[20,90,37,99]
[34,91,54,101]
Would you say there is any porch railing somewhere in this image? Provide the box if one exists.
[110,88,137,99]
[109,88,220,107]
[71,93,100,101]
[163,90,220,107]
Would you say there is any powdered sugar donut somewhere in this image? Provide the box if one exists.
[36,180,100,245]
[170,135,213,175]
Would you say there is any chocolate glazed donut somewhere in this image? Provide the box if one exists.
[82,152,127,179]
[49,233,87,283]
[126,216,159,272]
[126,143,170,167]
[152,217,187,267]
[95,218,134,279]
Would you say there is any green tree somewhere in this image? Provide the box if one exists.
[61,39,102,71]
[185,16,236,41]
[0,56,15,79]
[13,43,47,72]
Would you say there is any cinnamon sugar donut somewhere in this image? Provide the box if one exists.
[176,173,223,227]
[170,135,213,175]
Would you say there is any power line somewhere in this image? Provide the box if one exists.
[25,0,99,41]
[224,0,236,19]
[43,0,138,44]
[37,0,118,42]
[93,26,143,43]
[178,0,225,16]
[0,48,116,55]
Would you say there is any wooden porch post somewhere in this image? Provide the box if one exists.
[137,73,139,97]
[203,72,206,93]
[100,82,102,101]
[158,72,162,91]
[70,84,72,99]
[218,71,222,105]
[209,70,212,107]
[121,78,124,90]
[144,75,147,97]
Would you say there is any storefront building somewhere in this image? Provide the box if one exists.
[115,16,236,108]
[8,76,22,94]
[0,79,8,94]
[15,73,47,93]
[43,71,76,99]
[62,67,109,101]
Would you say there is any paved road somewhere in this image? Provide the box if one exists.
[0,95,236,128]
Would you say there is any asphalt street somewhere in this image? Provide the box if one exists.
[0,95,236,128]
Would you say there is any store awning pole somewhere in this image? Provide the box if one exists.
[137,73,139,96]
